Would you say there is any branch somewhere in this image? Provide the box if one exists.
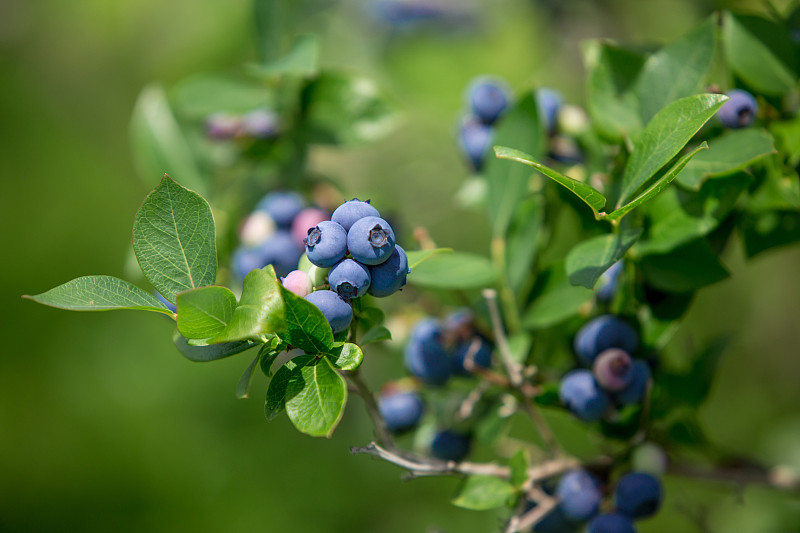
[671,462,800,491]
[345,371,396,449]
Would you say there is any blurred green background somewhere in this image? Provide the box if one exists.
[3,0,800,531]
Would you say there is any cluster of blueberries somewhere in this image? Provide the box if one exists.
[457,76,566,172]
[559,315,649,422]
[281,199,410,334]
[532,469,663,533]
[205,109,280,141]
[716,88,758,129]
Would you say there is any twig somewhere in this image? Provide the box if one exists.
[345,371,395,449]
[670,463,800,491]
[482,289,523,387]
[519,395,563,457]
[456,380,491,421]
[507,493,559,533]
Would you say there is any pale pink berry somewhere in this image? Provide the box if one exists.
[239,211,276,247]
[291,208,329,247]
[281,270,312,298]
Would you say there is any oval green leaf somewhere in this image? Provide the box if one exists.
[565,229,642,289]
[211,267,287,343]
[176,286,238,339]
[285,357,347,438]
[407,251,495,290]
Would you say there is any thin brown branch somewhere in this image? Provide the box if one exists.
[482,289,523,387]
[345,371,395,449]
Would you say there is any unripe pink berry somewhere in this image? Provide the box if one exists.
[281,270,313,298]
[291,208,330,247]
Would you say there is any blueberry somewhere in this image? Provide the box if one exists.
[232,231,303,279]
[378,391,424,433]
[451,336,493,376]
[367,245,409,297]
[466,76,510,125]
[596,261,623,302]
[304,290,353,333]
[612,360,651,405]
[154,291,177,313]
[430,430,471,461]
[405,319,452,385]
[239,211,277,247]
[369,0,449,28]
[537,88,563,132]
[304,220,348,268]
[717,89,758,129]
[556,469,603,522]
[256,191,306,228]
[443,308,475,341]
[458,115,493,172]
[588,513,637,533]
[346,216,396,266]
[615,472,663,519]
[291,207,329,248]
[593,348,634,392]
[205,113,241,140]
[281,270,313,298]
[573,315,639,366]
[559,369,610,422]
[328,258,371,301]
[331,199,381,232]
[529,503,580,533]
[241,109,280,138]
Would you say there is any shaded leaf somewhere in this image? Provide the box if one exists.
[172,330,256,362]
[171,74,273,118]
[360,325,392,345]
[565,229,642,289]
[405,248,453,269]
[247,34,319,78]
[279,284,335,354]
[740,210,800,258]
[176,286,237,339]
[407,252,495,289]
[506,196,545,293]
[285,356,348,437]
[265,355,314,421]
[235,353,261,400]
[211,267,286,343]
[452,475,515,511]
[639,239,729,292]
[523,263,593,329]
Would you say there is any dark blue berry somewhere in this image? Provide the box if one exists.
[304,220,348,268]
[405,319,451,385]
[232,231,303,279]
[717,89,758,129]
[612,360,651,405]
[304,290,353,333]
[573,315,639,366]
[451,336,493,376]
[328,258,371,301]
[559,369,610,422]
[346,216,396,266]
[588,513,637,533]
[367,245,409,297]
[537,88,563,132]
[255,191,306,228]
[458,116,492,171]
[556,469,603,522]
[331,199,381,232]
[378,391,424,433]
[467,76,510,125]
[596,260,623,302]
[615,472,662,519]
[430,430,471,461]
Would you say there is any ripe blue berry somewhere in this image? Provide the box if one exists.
[405,319,451,385]
[537,88,563,132]
[347,216,396,265]
[559,369,610,422]
[588,513,636,533]
[593,348,634,392]
[443,308,475,341]
[612,360,651,405]
[256,191,306,228]
[467,76,510,125]
[367,245,409,297]
[378,391,424,433]
[596,260,623,302]
[328,258,371,301]
[304,290,353,333]
[573,315,639,366]
[615,472,663,519]
[717,89,758,129]
[304,220,348,268]
[451,336,493,376]
[556,469,603,522]
[430,430,471,461]
[530,504,579,533]
[232,231,303,279]
[458,116,493,171]
[331,199,380,232]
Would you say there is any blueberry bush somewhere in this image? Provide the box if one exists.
[19,2,800,531]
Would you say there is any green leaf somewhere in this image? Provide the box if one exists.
[740,211,800,258]
[253,0,287,62]
[770,116,800,166]
[618,94,728,205]
[210,267,286,343]
[639,239,729,292]
[278,285,335,353]
[452,475,516,511]
[265,355,314,421]
[405,248,453,269]
[676,128,776,189]
[407,252,495,290]
[606,142,709,222]
[636,18,716,123]
[360,325,392,345]
[506,196,545,293]
[258,337,285,377]
[23,275,173,315]
[494,146,606,215]
[247,34,319,78]
[285,357,348,437]
[170,74,273,118]
[583,40,645,142]
[329,343,363,371]
[301,71,398,145]
[176,286,238,339]
[509,449,530,488]
[132,175,216,304]
[485,92,546,236]
[723,12,797,96]
[172,330,256,362]
[523,263,594,329]
[235,353,261,400]
[746,156,800,213]
[565,229,642,289]
[129,84,205,194]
